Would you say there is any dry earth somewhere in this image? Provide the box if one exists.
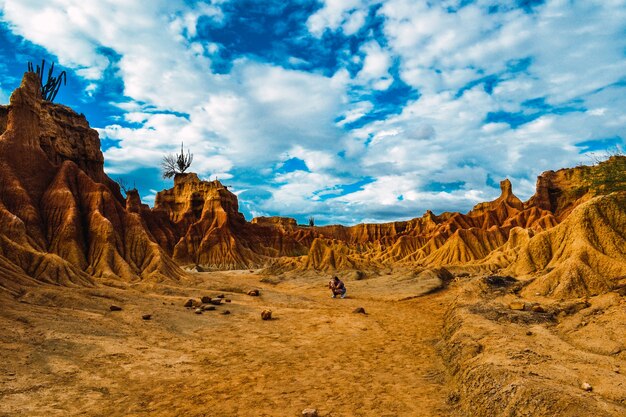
[1,270,625,416]
[0,271,456,417]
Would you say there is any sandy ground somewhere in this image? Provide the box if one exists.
[0,271,457,417]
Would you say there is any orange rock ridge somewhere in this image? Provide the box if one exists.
[1,72,625,299]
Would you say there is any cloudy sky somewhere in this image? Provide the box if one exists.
[0,0,624,225]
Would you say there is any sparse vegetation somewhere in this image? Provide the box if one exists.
[27,60,67,102]
[308,216,315,227]
[161,142,194,179]
[115,177,137,195]
[585,147,626,194]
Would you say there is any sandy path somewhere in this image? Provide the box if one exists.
[0,271,455,416]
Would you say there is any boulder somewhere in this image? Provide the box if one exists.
[248,289,260,296]
[142,314,152,320]
[352,307,366,314]
[302,409,318,417]
[531,304,545,313]
[184,299,195,308]
[202,305,216,311]
[200,296,212,304]
[209,298,223,305]
[261,309,272,320]
[109,305,122,311]
[222,310,231,315]
[194,308,203,314]
[509,301,526,311]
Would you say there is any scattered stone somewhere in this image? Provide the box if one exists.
[614,367,620,374]
[184,299,195,308]
[216,294,225,299]
[207,298,222,305]
[222,310,231,315]
[142,314,152,320]
[446,392,460,404]
[261,309,272,320]
[109,305,122,311]
[526,330,533,336]
[485,275,517,287]
[195,308,203,314]
[202,305,216,311]
[509,301,526,311]
[247,289,260,296]
[352,307,366,314]
[531,305,545,313]
[581,382,593,392]
[563,300,590,315]
[200,296,212,304]
[301,408,318,417]
[225,299,232,303]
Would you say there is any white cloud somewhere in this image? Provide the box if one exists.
[306,0,370,37]
[356,41,393,90]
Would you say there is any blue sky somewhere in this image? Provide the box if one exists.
[0,0,624,225]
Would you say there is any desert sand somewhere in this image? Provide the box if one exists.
[1,270,456,417]
[2,268,625,416]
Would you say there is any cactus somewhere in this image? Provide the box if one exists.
[161,142,194,179]
[27,59,67,102]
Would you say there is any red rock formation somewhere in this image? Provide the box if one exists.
[1,72,624,299]
[0,73,182,294]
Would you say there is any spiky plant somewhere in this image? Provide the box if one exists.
[27,59,67,102]
[161,142,194,179]
[309,216,315,227]
[115,177,137,195]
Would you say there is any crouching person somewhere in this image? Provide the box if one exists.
[328,276,347,299]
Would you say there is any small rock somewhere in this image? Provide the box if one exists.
[526,330,533,336]
[247,289,260,296]
[446,392,460,404]
[184,299,195,308]
[581,382,593,392]
[352,307,366,314]
[302,409,318,417]
[209,298,223,305]
[109,305,122,311]
[142,314,152,320]
[225,299,232,303]
[216,294,225,299]
[614,367,620,374]
[509,301,525,311]
[531,305,545,313]
[222,310,231,315]
[201,305,216,311]
[200,296,212,304]
[261,309,272,320]
[195,308,203,315]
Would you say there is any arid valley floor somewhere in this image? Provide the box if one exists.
[2,268,625,416]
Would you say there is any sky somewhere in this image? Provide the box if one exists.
[0,0,624,225]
